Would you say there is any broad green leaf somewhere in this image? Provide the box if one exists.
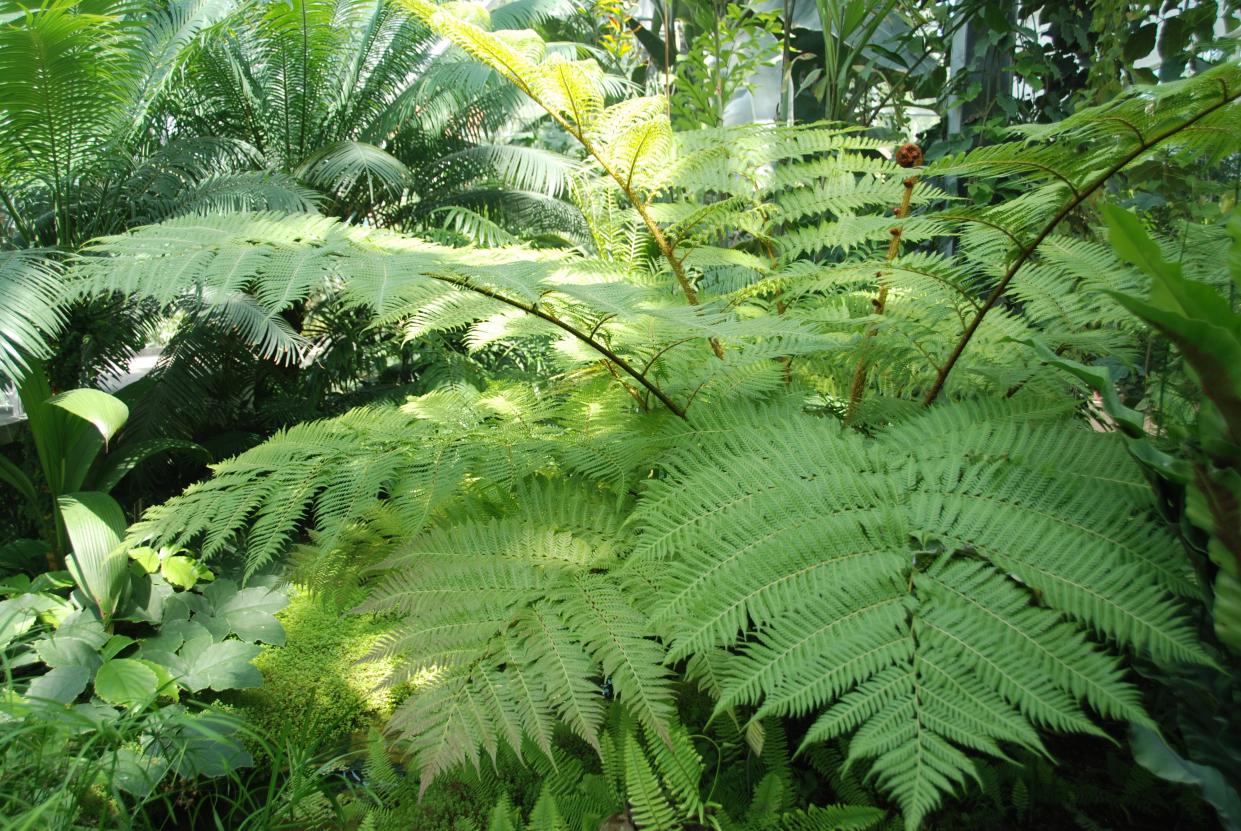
[0,574,30,595]
[101,634,135,661]
[29,570,74,592]
[35,635,102,671]
[1102,205,1177,287]
[0,453,37,507]
[48,388,129,445]
[196,612,231,641]
[129,546,160,573]
[210,584,288,617]
[139,658,180,700]
[72,699,124,728]
[50,389,130,492]
[160,555,200,589]
[0,598,37,650]
[154,617,210,649]
[225,609,285,645]
[59,492,130,622]
[160,592,194,623]
[55,612,108,644]
[140,620,185,651]
[1105,207,1241,446]
[117,570,174,624]
[1105,207,1241,448]
[1106,205,1241,338]
[17,366,66,495]
[1014,338,1144,436]
[1016,337,1190,481]
[166,710,254,778]
[138,649,189,682]
[114,746,170,799]
[25,666,90,705]
[1109,294,1241,447]
[181,640,262,692]
[95,658,159,707]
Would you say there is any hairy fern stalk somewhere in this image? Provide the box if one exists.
[64,6,1241,827]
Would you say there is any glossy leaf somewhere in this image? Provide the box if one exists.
[160,555,201,589]
[48,388,129,445]
[1131,723,1241,831]
[58,492,130,623]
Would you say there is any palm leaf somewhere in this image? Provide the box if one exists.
[0,252,64,384]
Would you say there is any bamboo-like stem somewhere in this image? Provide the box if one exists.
[921,80,1241,407]
[843,152,920,425]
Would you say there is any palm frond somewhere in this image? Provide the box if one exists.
[0,252,65,384]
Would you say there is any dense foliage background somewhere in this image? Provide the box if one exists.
[1,0,1239,828]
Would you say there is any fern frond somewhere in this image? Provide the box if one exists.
[629,398,1209,827]
[528,782,570,831]
[514,605,606,751]
[295,139,410,201]
[919,61,1241,403]
[553,573,676,739]
[619,727,678,831]
[775,804,887,831]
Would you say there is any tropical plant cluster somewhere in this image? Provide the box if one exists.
[1,0,1240,828]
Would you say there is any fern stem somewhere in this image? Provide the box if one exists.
[759,237,793,385]
[430,272,687,419]
[922,79,1241,406]
[406,2,724,359]
[515,90,726,359]
[602,360,650,411]
[843,168,919,425]
[570,125,726,360]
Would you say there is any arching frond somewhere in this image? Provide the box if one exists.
[295,139,410,202]
[0,252,65,384]
[627,398,1203,828]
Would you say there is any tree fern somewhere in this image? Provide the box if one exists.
[73,13,1241,828]
[916,61,1241,404]
[66,209,838,418]
[127,382,1214,826]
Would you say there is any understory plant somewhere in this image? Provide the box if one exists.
[0,365,202,593]
[0,552,288,826]
[44,5,1241,829]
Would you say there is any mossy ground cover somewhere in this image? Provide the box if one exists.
[234,588,401,751]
